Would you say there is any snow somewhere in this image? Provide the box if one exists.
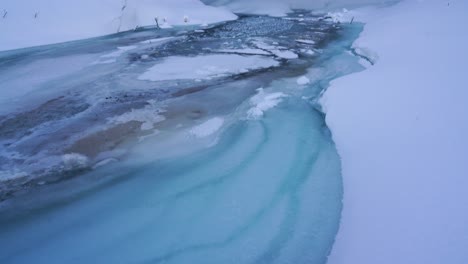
[353,46,379,65]
[321,0,468,263]
[247,88,288,119]
[0,0,236,51]
[0,169,27,182]
[138,54,279,81]
[204,0,395,16]
[296,76,310,85]
[189,117,225,138]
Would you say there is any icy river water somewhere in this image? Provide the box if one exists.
[0,12,364,264]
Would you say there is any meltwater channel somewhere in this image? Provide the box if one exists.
[0,13,364,264]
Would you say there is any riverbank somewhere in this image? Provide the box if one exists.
[0,0,236,51]
[322,0,468,263]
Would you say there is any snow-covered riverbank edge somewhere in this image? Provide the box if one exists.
[321,0,468,263]
[0,0,236,52]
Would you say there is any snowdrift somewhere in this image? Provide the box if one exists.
[0,0,236,51]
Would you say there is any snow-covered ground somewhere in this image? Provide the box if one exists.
[321,0,468,263]
[0,0,236,51]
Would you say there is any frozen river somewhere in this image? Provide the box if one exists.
[0,12,364,264]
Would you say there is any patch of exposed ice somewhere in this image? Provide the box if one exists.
[0,54,97,114]
[139,37,175,44]
[108,105,166,131]
[92,45,137,64]
[138,54,279,81]
[101,46,137,59]
[189,117,224,138]
[0,169,28,181]
[296,39,315,44]
[92,158,119,169]
[252,40,298,59]
[247,88,288,119]
[301,49,316,55]
[92,59,117,65]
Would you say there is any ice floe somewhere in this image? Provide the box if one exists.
[189,117,225,138]
[138,54,279,81]
[252,40,298,59]
[296,39,316,45]
[107,105,166,131]
[247,88,288,119]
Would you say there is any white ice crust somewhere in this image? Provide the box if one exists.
[138,54,279,81]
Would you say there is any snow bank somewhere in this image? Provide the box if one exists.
[202,0,395,16]
[0,0,236,51]
[322,0,468,263]
[138,54,279,81]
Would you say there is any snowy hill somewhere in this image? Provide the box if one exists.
[0,0,236,51]
[321,0,468,263]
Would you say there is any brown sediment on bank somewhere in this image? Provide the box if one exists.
[66,121,143,158]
